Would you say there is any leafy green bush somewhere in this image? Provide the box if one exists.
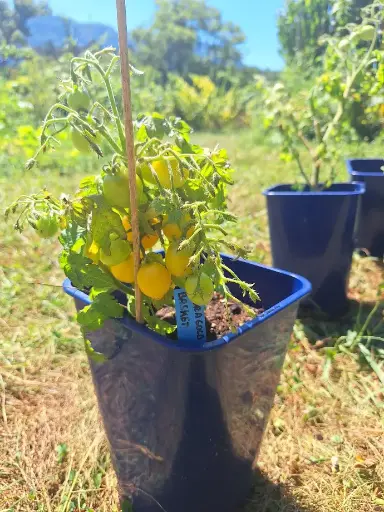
[257,0,384,188]
[169,74,257,130]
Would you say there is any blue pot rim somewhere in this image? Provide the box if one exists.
[63,255,311,353]
[263,182,366,196]
[346,158,384,177]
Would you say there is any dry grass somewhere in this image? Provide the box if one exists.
[1,132,384,511]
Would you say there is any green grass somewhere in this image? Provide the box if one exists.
[1,130,384,511]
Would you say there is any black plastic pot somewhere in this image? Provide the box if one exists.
[63,255,310,512]
[263,183,365,317]
[346,158,384,258]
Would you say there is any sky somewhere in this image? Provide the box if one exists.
[46,0,285,70]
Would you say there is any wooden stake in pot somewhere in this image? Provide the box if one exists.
[116,0,143,323]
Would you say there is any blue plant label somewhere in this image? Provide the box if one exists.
[174,288,206,343]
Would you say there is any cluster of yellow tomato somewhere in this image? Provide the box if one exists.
[85,158,214,306]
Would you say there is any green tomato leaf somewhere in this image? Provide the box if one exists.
[148,196,173,215]
[59,223,86,250]
[76,175,100,198]
[77,292,124,331]
[136,124,148,143]
[135,113,166,139]
[175,136,194,154]
[60,251,115,291]
[91,206,126,253]
[60,251,88,288]
[84,338,108,362]
[200,258,218,279]
[64,202,90,229]
[93,292,124,317]
[83,264,117,290]
[169,117,192,136]
[142,303,177,336]
[183,180,211,202]
[121,499,134,512]
[209,182,227,211]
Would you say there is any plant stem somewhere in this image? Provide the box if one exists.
[97,125,123,154]
[203,223,228,235]
[71,56,126,153]
[312,161,321,189]
[293,150,312,187]
[323,30,378,144]
[356,300,380,343]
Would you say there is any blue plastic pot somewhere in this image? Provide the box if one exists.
[263,183,365,317]
[346,159,384,258]
[63,254,310,512]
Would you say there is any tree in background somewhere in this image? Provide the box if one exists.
[278,0,331,69]
[332,0,374,25]
[278,0,372,70]
[0,0,51,45]
[130,0,246,83]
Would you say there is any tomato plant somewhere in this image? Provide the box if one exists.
[6,48,258,344]
[257,0,384,189]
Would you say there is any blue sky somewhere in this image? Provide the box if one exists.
[46,0,285,70]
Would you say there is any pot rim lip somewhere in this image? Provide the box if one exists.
[262,182,366,196]
[345,158,384,177]
[62,255,311,353]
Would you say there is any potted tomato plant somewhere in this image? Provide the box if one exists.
[346,158,384,258]
[6,49,310,512]
[258,3,384,317]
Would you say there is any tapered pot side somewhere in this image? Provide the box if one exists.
[346,159,384,258]
[263,183,365,318]
[63,255,310,512]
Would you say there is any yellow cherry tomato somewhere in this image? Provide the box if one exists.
[165,243,192,277]
[162,213,194,241]
[143,158,189,189]
[138,262,172,300]
[137,162,155,184]
[122,216,159,249]
[110,253,135,283]
[121,215,130,232]
[154,158,189,188]
[141,233,159,249]
[186,225,195,239]
[163,222,182,241]
[84,239,99,263]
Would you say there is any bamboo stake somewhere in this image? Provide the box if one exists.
[116,0,143,323]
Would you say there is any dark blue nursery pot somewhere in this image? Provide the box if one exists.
[263,183,365,317]
[346,158,384,258]
[63,254,310,512]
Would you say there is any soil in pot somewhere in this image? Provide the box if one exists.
[156,292,263,341]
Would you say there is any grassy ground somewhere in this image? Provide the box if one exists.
[1,130,384,511]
